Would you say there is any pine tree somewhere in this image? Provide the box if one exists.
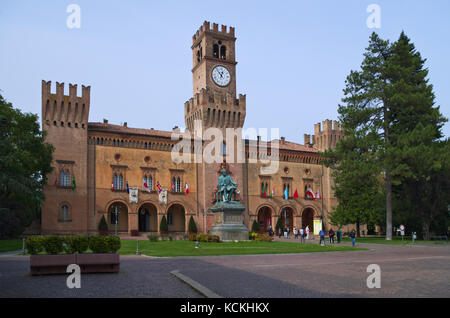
[188,215,197,234]
[323,32,448,240]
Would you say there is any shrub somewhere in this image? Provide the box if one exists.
[26,236,44,255]
[168,235,173,241]
[64,236,89,254]
[98,215,108,231]
[43,235,65,255]
[251,220,260,233]
[275,218,282,233]
[160,215,168,232]
[188,216,198,233]
[89,236,110,253]
[254,234,273,242]
[148,234,159,242]
[191,233,220,242]
[106,236,121,253]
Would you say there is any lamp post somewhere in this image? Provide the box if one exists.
[114,206,120,236]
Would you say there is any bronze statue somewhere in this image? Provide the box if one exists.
[216,169,238,202]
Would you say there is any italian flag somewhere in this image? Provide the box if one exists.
[185,183,189,195]
[293,189,299,199]
[271,188,274,198]
[262,184,267,198]
[71,175,76,190]
[112,179,115,191]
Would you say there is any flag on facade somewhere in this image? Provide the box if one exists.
[185,183,189,195]
[112,178,115,191]
[143,180,150,192]
[71,175,76,190]
[283,187,288,200]
[171,180,175,191]
[293,189,299,199]
[271,188,274,198]
[306,188,316,199]
[126,181,130,194]
[316,190,321,199]
[262,184,267,198]
[156,181,162,193]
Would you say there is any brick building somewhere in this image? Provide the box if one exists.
[41,21,346,236]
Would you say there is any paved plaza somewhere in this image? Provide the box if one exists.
[0,241,448,298]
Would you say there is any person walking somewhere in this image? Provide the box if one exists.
[299,228,304,243]
[293,227,298,239]
[337,228,342,243]
[278,227,282,238]
[329,229,335,244]
[349,229,356,247]
[284,228,288,239]
[306,225,310,240]
[319,229,325,246]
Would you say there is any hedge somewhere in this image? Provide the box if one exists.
[189,233,220,242]
[25,235,121,255]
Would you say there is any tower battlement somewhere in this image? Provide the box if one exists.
[310,119,344,151]
[192,21,235,44]
[42,80,91,128]
[184,88,246,132]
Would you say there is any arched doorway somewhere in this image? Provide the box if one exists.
[257,206,272,233]
[108,202,128,233]
[166,204,186,233]
[302,208,315,232]
[280,207,294,231]
[138,203,157,233]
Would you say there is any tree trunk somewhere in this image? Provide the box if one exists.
[356,219,360,238]
[385,170,392,240]
[422,221,430,241]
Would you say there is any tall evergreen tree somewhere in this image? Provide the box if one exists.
[323,32,448,240]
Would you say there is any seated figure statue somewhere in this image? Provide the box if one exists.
[216,169,238,202]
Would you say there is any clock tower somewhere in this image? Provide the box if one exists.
[184,21,248,231]
[185,21,246,132]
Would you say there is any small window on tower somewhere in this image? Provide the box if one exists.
[213,44,219,58]
[220,46,226,59]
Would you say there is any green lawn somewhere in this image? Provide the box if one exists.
[341,236,448,245]
[119,240,367,257]
[0,239,23,253]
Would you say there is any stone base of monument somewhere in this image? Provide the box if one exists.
[209,201,249,242]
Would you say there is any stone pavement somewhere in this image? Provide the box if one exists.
[0,241,448,298]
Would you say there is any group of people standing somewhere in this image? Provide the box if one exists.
[270,226,357,247]
[274,226,312,243]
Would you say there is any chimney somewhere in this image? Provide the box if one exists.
[123,122,127,127]
[172,125,180,133]
[103,119,108,124]
[281,137,286,144]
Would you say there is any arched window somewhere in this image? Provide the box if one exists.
[60,204,70,221]
[148,176,153,191]
[65,171,70,186]
[213,44,219,58]
[222,142,226,156]
[220,45,226,59]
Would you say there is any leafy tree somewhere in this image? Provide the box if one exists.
[0,94,53,238]
[275,217,282,233]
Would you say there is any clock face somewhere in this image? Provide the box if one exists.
[212,66,231,87]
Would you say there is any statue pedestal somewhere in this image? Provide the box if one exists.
[209,201,249,241]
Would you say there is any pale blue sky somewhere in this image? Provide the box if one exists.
[1,0,449,142]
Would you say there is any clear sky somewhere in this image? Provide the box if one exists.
[1,0,449,143]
